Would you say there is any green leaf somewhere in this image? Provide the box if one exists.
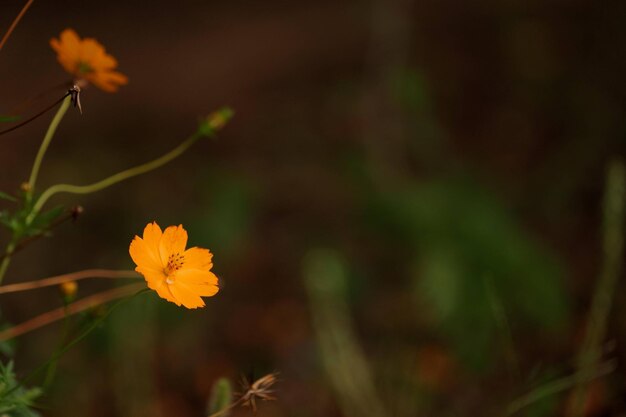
[0,191,17,202]
[0,115,19,123]
[22,205,65,237]
[207,378,233,416]
[0,210,18,233]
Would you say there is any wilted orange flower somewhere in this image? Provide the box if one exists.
[129,222,219,309]
[50,28,128,92]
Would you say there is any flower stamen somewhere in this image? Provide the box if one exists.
[165,252,185,275]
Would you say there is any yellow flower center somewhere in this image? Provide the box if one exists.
[164,252,185,280]
[77,61,93,74]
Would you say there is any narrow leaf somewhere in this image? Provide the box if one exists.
[0,191,17,202]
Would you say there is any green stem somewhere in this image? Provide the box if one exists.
[30,132,201,220]
[0,98,71,284]
[28,95,71,192]
[43,306,71,389]
[0,240,16,285]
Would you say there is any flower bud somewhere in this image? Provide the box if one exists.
[59,281,78,303]
[198,107,234,137]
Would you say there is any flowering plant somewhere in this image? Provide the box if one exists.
[0,5,260,415]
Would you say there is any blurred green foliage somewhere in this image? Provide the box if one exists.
[190,171,256,261]
[0,361,40,417]
[368,179,569,369]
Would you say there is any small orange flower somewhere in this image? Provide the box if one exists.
[50,28,128,92]
[129,222,219,309]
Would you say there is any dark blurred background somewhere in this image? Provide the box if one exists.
[2,0,626,416]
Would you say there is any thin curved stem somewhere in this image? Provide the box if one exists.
[0,283,144,341]
[28,95,72,192]
[207,399,243,417]
[0,269,139,294]
[0,240,17,285]
[0,0,34,52]
[31,132,201,218]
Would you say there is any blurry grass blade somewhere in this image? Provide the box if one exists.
[207,378,233,416]
[569,158,626,417]
[304,249,388,417]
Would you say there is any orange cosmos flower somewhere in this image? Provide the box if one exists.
[129,222,219,309]
[50,28,128,92]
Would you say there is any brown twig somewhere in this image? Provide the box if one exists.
[0,269,140,295]
[0,0,34,52]
[0,283,144,341]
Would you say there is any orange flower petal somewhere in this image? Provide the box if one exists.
[130,222,218,309]
[79,38,105,63]
[50,28,127,93]
[129,236,162,271]
[183,247,213,270]
[176,269,218,286]
[159,225,188,261]
[179,280,219,297]
[88,71,128,92]
[55,55,79,76]
[139,267,178,305]
[169,284,205,309]
[142,222,163,262]
[52,29,80,58]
